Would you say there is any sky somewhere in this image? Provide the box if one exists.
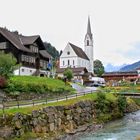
[0,0,140,66]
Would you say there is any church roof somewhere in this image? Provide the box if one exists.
[69,42,89,60]
[86,16,92,39]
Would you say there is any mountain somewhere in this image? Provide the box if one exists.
[105,63,127,72]
[120,60,140,71]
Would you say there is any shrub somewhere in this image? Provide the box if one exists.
[117,95,127,113]
[96,92,106,112]
[0,52,17,78]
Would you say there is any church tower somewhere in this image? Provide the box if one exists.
[84,16,94,73]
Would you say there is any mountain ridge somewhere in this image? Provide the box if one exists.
[120,60,140,71]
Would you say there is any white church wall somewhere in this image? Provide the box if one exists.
[60,43,77,68]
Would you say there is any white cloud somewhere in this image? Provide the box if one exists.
[0,0,140,65]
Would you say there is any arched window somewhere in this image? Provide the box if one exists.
[67,51,70,55]
[63,61,65,66]
[87,40,89,46]
[73,60,74,65]
[68,60,70,66]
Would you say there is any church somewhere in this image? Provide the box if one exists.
[58,17,94,76]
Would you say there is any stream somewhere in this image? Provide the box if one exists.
[79,110,140,140]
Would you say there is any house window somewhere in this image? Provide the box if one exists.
[67,51,70,55]
[87,40,89,46]
[68,60,70,66]
[21,69,24,72]
[63,61,65,66]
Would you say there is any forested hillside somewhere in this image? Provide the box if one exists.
[44,42,59,59]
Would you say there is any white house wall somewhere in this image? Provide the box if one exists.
[14,66,36,76]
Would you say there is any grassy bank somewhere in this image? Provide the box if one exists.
[0,93,117,116]
[4,76,75,96]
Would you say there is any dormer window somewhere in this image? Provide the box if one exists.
[67,51,70,55]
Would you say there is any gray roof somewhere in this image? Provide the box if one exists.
[56,67,88,74]
[39,50,52,59]
[69,42,89,60]
[102,71,138,77]
[20,35,40,45]
[0,27,31,52]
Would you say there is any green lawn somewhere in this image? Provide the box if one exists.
[4,76,75,94]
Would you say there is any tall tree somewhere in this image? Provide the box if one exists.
[94,59,105,77]
[63,68,73,81]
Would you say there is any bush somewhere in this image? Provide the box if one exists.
[117,95,127,113]
[0,52,17,78]
[96,92,106,112]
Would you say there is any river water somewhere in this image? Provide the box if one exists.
[78,110,140,140]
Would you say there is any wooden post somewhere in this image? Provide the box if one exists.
[17,98,19,108]
[32,100,34,106]
[2,99,5,119]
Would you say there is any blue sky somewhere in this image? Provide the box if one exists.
[0,0,140,66]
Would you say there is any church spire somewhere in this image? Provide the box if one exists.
[87,16,92,37]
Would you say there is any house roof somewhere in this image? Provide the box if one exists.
[102,71,138,77]
[56,67,88,75]
[39,50,52,59]
[20,35,40,45]
[0,27,31,53]
[69,43,89,60]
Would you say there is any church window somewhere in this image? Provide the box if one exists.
[73,60,74,65]
[68,60,70,66]
[63,61,65,66]
[67,51,70,55]
[87,40,89,46]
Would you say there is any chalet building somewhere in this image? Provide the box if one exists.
[0,27,52,76]
[102,70,140,82]
[59,17,94,74]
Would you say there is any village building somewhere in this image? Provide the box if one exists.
[102,70,140,85]
[0,27,52,76]
[58,17,94,79]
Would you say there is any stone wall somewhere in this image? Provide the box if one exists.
[1,98,136,139]
[0,100,97,139]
